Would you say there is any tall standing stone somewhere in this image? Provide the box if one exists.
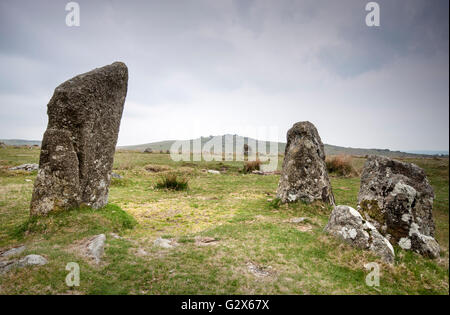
[30,62,128,215]
[358,155,440,258]
[277,121,335,204]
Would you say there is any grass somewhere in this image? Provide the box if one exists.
[0,146,448,295]
[155,173,189,191]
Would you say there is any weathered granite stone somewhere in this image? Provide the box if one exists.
[324,205,395,263]
[276,121,334,204]
[30,62,128,215]
[358,155,439,258]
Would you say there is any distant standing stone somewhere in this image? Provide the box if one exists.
[30,62,128,215]
[144,148,153,153]
[276,121,334,204]
[358,155,439,258]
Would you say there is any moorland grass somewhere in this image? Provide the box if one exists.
[0,147,448,294]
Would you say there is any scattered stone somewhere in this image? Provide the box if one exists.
[1,245,26,258]
[289,217,308,224]
[111,172,122,179]
[30,62,128,215]
[358,155,439,258]
[324,205,395,263]
[207,170,220,174]
[137,248,148,256]
[154,237,174,249]
[195,236,218,246]
[87,234,106,264]
[144,148,153,153]
[246,262,272,277]
[0,260,19,274]
[9,163,39,172]
[109,232,122,239]
[17,254,48,267]
[0,141,6,148]
[1,254,48,275]
[276,121,335,204]
[25,179,32,182]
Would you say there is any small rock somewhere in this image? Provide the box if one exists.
[109,232,122,239]
[0,260,18,274]
[17,254,48,267]
[246,262,271,277]
[207,170,220,174]
[87,234,106,263]
[153,237,174,249]
[25,179,32,182]
[289,217,308,224]
[1,245,26,258]
[195,237,218,246]
[137,248,148,256]
[9,163,39,172]
[111,172,122,179]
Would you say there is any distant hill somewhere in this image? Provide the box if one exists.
[118,135,448,158]
[2,137,447,158]
[0,139,41,146]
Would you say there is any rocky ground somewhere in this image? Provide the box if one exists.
[0,146,448,294]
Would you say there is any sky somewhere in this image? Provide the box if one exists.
[0,0,448,151]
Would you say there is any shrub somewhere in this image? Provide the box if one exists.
[155,173,189,191]
[243,159,261,173]
[325,155,357,177]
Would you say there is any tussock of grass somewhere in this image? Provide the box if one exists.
[155,173,189,191]
[326,155,358,177]
[243,159,261,173]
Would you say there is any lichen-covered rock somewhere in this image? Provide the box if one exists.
[276,121,334,204]
[30,62,128,215]
[358,155,439,258]
[324,205,395,263]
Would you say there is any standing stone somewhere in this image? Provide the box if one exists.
[358,155,439,258]
[276,121,334,204]
[30,62,128,215]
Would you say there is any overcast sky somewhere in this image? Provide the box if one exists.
[0,0,448,151]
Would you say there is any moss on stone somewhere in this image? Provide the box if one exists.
[359,199,385,225]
